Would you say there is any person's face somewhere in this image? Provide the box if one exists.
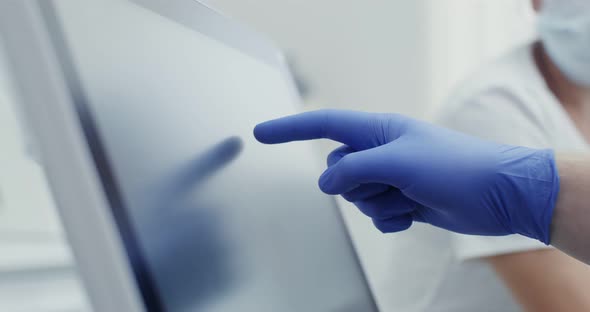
[537,0,590,87]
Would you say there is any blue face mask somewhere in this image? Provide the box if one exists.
[538,0,590,87]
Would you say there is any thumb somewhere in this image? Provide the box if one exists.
[319,146,390,194]
[318,143,414,194]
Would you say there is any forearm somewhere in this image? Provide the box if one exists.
[488,249,590,312]
[550,154,590,264]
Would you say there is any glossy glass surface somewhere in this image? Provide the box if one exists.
[52,1,376,311]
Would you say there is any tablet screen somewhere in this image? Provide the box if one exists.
[51,1,377,311]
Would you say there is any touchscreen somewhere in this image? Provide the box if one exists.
[52,1,377,311]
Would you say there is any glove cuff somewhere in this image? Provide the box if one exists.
[537,149,560,245]
[502,148,559,244]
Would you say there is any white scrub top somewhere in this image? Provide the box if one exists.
[344,42,589,312]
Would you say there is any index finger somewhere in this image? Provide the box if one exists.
[254,109,380,150]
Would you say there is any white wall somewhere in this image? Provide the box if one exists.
[207,0,431,116]
[208,0,536,117]
[425,0,536,114]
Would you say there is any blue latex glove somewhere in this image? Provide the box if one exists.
[254,110,560,244]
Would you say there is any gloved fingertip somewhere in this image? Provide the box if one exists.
[326,145,355,167]
[318,166,339,195]
[253,122,271,143]
[372,215,413,233]
[327,150,343,167]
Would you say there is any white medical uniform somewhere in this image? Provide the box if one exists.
[344,42,589,312]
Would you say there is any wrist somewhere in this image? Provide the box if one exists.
[550,154,589,248]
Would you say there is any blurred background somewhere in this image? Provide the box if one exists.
[0,0,535,311]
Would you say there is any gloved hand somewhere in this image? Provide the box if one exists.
[254,110,560,244]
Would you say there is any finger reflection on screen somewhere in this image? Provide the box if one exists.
[140,136,243,310]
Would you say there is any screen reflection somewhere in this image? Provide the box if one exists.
[141,137,243,310]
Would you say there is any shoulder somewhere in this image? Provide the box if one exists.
[436,44,545,123]
[432,44,553,146]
